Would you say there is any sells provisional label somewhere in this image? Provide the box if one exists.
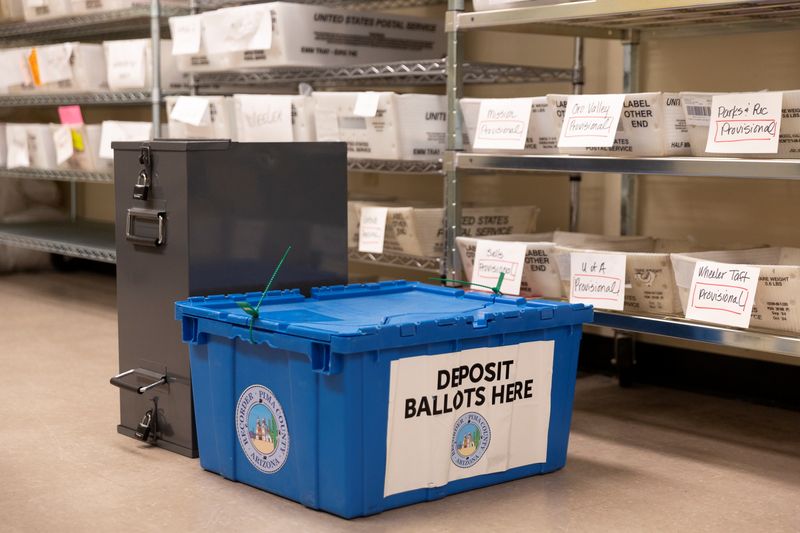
[384,342,554,497]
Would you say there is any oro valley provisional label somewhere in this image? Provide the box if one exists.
[384,342,555,497]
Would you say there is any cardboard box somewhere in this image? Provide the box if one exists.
[172,2,445,72]
[457,233,563,298]
[70,0,133,15]
[15,43,107,93]
[313,92,447,160]
[233,94,315,142]
[350,202,540,257]
[50,123,103,171]
[0,0,24,20]
[671,247,800,333]
[548,92,692,157]
[6,124,57,169]
[165,96,236,140]
[460,96,560,154]
[104,39,184,91]
[681,90,800,158]
[22,0,69,20]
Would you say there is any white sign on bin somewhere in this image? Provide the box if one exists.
[353,92,380,118]
[235,95,293,142]
[685,261,760,329]
[705,92,783,153]
[384,341,554,497]
[557,94,625,148]
[202,4,273,53]
[170,96,211,127]
[472,98,533,150]
[53,125,74,165]
[470,239,527,296]
[569,252,626,311]
[358,206,388,254]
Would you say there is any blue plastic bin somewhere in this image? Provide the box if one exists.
[176,281,592,518]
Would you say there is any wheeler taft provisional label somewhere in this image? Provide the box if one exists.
[384,342,554,497]
[685,260,760,328]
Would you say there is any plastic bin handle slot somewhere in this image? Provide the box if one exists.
[110,368,168,395]
[126,208,166,247]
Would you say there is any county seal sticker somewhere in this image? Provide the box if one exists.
[451,412,491,468]
[236,385,289,474]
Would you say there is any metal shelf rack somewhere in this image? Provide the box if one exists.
[349,249,441,273]
[348,158,443,174]
[593,311,800,359]
[0,4,185,45]
[0,168,114,183]
[196,59,572,89]
[0,91,187,108]
[196,0,445,10]
[451,153,800,181]
[443,0,800,361]
[0,220,116,263]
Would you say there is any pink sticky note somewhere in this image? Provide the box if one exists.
[58,105,84,125]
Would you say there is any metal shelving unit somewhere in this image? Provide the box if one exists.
[0,168,114,183]
[0,0,172,263]
[348,158,443,174]
[443,0,800,361]
[0,220,116,263]
[197,59,572,89]
[0,4,185,44]
[195,0,445,10]
[452,153,800,180]
[349,249,441,272]
[0,91,186,108]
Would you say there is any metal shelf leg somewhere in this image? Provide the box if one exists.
[444,0,465,280]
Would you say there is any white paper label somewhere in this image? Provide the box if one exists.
[683,94,713,127]
[170,15,202,55]
[558,94,625,148]
[705,92,783,153]
[353,92,380,118]
[384,342,554,497]
[106,40,147,89]
[236,95,293,142]
[7,128,30,168]
[470,239,527,296]
[569,252,626,311]
[202,5,272,54]
[169,96,211,127]
[358,206,388,254]
[99,121,152,160]
[0,50,27,88]
[53,126,74,165]
[473,98,533,150]
[685,261,760,328]
[35,44,73,85]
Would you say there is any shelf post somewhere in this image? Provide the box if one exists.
[621,31,640,235]
[150,0,162,137]
[444,0,464,280]
[569,36,584,232]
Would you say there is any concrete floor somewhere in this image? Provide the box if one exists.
[2,271,800,533]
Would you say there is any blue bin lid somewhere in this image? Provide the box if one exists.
[176,281,593,352]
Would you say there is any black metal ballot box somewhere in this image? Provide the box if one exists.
[110,140,348,457]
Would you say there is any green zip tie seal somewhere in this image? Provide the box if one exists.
[235,245,292,343]
[428,271,505,296]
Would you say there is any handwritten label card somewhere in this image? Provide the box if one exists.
[473,98,533,150]
[353,92,380,118]
[170,96,210,127]
[705,92,783,153]
[358,206,388,254]
[202,4,272,53]
[53,125,74,165]
[557,94,625,148]
[235,95,293,142]
[171,14,203,55]
[471,239,527,296]
[569,252,626,310]
[685,261,760,328]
